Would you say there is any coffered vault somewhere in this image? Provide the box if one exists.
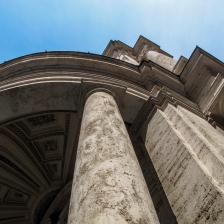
[0,36,224,224]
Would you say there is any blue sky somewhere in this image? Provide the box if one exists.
[0,0,223,62]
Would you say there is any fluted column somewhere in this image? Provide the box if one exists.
[68,92,159,224]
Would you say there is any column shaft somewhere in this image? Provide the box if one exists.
[68,92,159,224]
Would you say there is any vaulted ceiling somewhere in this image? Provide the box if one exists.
[0,111,79,223]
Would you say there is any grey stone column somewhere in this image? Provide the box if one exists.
[68,92,159,224]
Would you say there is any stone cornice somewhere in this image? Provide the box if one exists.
[103,35,173,58]
[180,46,224,83]
[0,51,186,97]
[130,85,205,138]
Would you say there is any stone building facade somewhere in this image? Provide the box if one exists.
[0,36,224,224]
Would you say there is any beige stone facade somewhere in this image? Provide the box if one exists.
[0,36,224,223]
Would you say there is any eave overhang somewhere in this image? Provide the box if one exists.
[180,46,224,83]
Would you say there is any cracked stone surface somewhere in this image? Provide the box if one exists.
[68,91,159,224]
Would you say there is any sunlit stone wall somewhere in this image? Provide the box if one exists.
[145,104,224,224]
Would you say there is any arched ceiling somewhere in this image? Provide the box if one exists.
[0,109,77,223]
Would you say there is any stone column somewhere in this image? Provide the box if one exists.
[68,92,159,224]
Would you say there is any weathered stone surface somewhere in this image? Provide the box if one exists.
[145,104,224,223]
[112,50,139,65]
[68,92,159,224]
[144,51,176,72]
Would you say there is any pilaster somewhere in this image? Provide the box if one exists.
[145,104,224,223]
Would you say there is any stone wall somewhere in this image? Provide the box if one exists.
[145,104,224,223]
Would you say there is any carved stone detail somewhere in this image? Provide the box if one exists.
[27,114,56,127]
